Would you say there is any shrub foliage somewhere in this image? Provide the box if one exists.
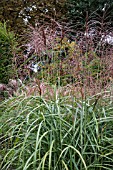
[0,22,17,84]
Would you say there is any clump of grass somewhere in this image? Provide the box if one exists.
[0,90,113,170]
[14,11,113,97]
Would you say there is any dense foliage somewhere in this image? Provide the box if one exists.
[0,22,17,84]
[0,1,113,170]
[0,93,113,169]
[0,0,66,34]
[66,0,113,29]
[0,0,113,34]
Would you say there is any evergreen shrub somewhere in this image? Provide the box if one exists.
[0,22,17,84]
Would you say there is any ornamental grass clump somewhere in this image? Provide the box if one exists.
[0,90,113,170]
[18,11,113,95]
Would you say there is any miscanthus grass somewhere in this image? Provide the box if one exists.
[0,91,113,170]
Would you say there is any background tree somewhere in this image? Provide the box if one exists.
[65,0,113,30]
[0,0,67,35]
